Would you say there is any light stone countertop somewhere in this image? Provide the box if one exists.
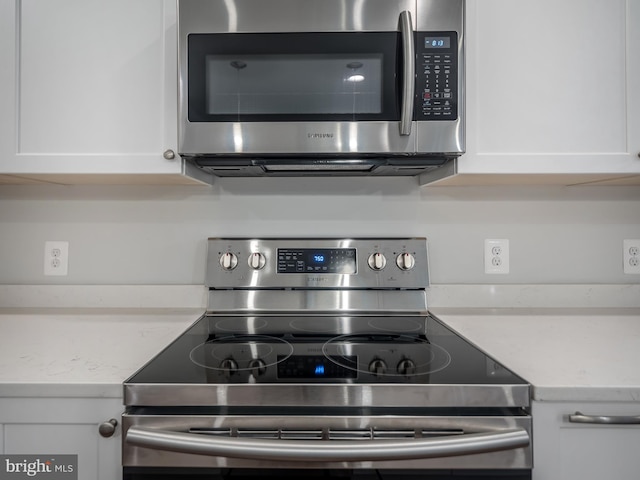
[0,308,202,398]
[1,284,640,403]
[430,307,640,402]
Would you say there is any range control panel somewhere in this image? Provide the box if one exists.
[277,248,356,274]
[415,31,458,121]
[206,238,429,290]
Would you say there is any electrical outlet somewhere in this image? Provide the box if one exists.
[623,239,640,274]
[44,241,69,276]
[485,239,509,274]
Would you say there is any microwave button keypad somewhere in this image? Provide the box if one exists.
[416,33,458,121]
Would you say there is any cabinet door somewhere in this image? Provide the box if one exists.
[18,0,166,156]
[5,424,100,478]
[0,398,122,480]
[558,426,640,479]
[627,0,640,177]
[0,0,208,184]
[0,0,19,180]
[422,0,640,186]
[533,401,640,480]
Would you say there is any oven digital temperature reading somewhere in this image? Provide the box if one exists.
[277,248,356,274]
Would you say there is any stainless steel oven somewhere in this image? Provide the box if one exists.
[122,238,531,479]
[177,0,465,176]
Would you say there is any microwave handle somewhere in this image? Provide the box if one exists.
[399,10,415,136]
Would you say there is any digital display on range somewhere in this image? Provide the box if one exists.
[277,355,357,379]
[424,37,451,49]
[277,248,356,274]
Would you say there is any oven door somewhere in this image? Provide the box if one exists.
[177,0,464,167]
[122,410,532,479]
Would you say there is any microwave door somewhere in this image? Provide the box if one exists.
[177,0,465,170]
[182,28,414,157]
[178,0,420,157]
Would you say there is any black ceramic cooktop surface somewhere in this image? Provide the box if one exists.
[126,315,527,387]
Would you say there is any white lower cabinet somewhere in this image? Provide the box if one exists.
[532,401,640,480]
[0,397,123,480]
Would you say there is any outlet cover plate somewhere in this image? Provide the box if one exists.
[623,239,640,274]
[44,241,69,276]
[485,239,510,274]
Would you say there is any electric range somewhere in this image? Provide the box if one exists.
[122,238,532,479]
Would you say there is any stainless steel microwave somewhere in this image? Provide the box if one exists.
[177,0,465,177]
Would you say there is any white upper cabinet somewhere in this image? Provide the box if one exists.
[0,0,211,185]
[421,0,640,186]
[2,0,638,186]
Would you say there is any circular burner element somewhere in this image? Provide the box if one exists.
[322,334,451,377]
[189,335,293,373]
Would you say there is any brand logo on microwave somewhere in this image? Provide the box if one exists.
[307,133,334,139]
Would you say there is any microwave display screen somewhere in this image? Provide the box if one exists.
[424,37,451,49]
[205,54,383,116]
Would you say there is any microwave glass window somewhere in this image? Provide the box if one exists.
[187,32,399,122]
[205,54,383,116]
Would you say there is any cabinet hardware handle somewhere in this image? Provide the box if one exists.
[569,411,640,425]
[99,418,119,438]
[163,149,176,160]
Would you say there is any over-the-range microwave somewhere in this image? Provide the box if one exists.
[177,0,465,177]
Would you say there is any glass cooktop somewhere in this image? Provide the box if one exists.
[126,315,527,387]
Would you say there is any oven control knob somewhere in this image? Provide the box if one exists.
[219,358,238,375]
[367,252,387,271]
[396,252,415,271]
[248,358,267,377]
[219,252,238,271]
[248,252,266,270]
[397,359,416,376]
[368,359,387,376]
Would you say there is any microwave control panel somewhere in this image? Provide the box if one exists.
[415,32,458,121]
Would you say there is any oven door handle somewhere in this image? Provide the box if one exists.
[399,10,415,136]
[126,427,529,462]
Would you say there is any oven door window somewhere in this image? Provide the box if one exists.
[187,33,400,122]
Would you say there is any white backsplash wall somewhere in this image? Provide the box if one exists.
[0,177,639,285]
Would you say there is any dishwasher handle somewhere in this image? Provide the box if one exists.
[569,411,640,425]
[126,426,530,462]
